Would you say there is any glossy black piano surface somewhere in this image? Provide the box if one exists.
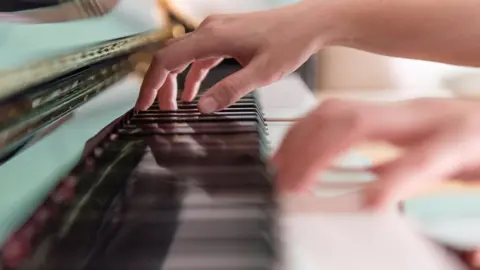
[0,91,278,270]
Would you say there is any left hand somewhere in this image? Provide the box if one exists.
[461,250,480,268]
[273,98,480,267]
[273,98,480,210]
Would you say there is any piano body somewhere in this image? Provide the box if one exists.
[0,0,477,269]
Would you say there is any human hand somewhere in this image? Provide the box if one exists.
[135,1,328,113]
[273,98,480,210]
[458,249,480,268]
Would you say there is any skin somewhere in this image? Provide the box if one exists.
[136,0,480,265]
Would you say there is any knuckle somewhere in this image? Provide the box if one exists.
[199,15,227,38]
[153,52,167,67]
[202,15,222,26]
[316,98,349,117]
[214,79,241,105]
[251,55,286,85]
[201,25,220,38]
[315,99,367,130]
[200,15,220,30]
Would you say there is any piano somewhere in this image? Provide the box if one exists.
[0,0,476,269]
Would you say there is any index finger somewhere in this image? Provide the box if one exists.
[135,32,227,110]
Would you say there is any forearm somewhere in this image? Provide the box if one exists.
[312,0,480,67]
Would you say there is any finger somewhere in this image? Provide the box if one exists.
[136,33,226,110]
[449,164,480,181]
[135,58,170,110]
[466,250,480,268]
[172,64,190,74]
[272,99,448,193]
[198,58,268,113]
[165,32,192,46]
[275,114,360,193]
[271,115,311,167]
[157,73,178,110]
[182,58,223,102]
[367,129,466,210]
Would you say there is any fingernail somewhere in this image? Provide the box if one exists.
[199,96,218,114]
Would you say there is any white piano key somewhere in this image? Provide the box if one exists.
[182,189,271,205]
[165,239,270,255]
[178,207,267,221]
[162,253,271,269]
[172,220,267,239]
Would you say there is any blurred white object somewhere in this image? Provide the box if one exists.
[443,72,480,98]
[281,195,468,270]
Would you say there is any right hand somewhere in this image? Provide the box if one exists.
[135,1,328,112]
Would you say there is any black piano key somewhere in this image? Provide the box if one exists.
[56,218,271,244]
[125,193,274,209]
[117,122,266,134]
[170,94,257,102]
[148,103,261,111]
[136,106,265,116]
[81,167,272,190]
[83,138,269,168]
[97,136,268,159]
[43,254,273,270]
[114,132,264,144]
[117,122,268,137]
[132,111,264,120]
[128,115,265,125]
[54,239,273,262]
[154,238,270,254]
[156,94,257,103]
[31,205,274,269]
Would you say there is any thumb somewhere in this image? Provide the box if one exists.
[198,58,269,113]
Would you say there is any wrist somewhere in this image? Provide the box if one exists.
[296,0,359,48]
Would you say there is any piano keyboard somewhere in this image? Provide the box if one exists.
[0,92,279,270]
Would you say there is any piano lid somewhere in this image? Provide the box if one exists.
[0,0,169,70]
